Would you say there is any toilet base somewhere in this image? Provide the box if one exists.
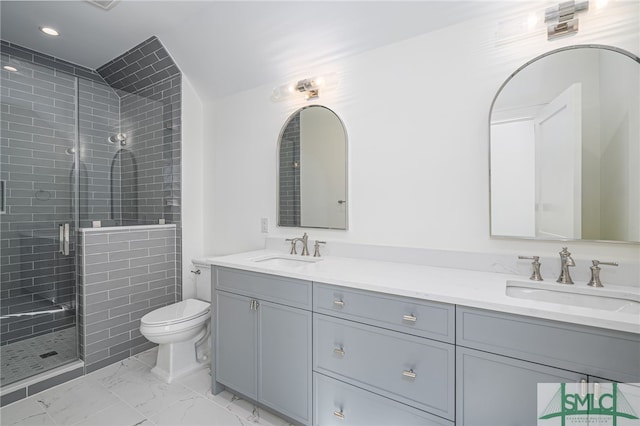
[150,329,208,383]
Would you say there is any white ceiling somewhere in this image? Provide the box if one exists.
[1,1,498,99]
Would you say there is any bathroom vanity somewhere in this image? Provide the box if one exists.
[207,250,640,426]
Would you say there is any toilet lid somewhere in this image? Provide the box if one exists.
[141,299,210,326]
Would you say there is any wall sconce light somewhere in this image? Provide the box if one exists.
[545,0,589,40]
[270,73,338,102]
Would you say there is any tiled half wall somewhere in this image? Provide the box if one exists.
[79,225,176,373]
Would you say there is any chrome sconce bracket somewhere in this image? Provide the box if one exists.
[545,0,589,40]
[270,73,338,102]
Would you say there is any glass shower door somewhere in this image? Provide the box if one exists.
[0,54,79,387]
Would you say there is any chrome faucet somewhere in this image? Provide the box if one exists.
[286,233,310,256]
[297,233,310,256]
[518,255,543,281]
[556,247,575,284]
[313,240,326,257]
[587,260,618,288]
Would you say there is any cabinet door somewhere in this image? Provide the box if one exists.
[258,300,312,425]
[457,346,585,426]
[587,377,640,423]
[215,291,258,400]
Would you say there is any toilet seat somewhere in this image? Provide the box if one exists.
[141,299,210,327]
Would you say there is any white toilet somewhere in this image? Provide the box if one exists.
[140,261,211,382]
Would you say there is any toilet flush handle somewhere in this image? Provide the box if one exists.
[191,269,201,275]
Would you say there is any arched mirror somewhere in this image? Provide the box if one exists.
[277,105,347,229]
[490,45,640,243]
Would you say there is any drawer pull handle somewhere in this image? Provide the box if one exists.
[403,314,417,323]
[333,300,345,308]
[580,379,587,397]
[333,410,345,419]
[594,382,601,400]
[402,369,417,379]
[333,347,345,356]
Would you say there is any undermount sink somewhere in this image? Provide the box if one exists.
[505,280,640,314]
[251,254,322,268]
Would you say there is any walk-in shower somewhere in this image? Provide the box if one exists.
[1,53,85,388]
[1,37,182,394]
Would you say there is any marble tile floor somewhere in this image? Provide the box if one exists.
[0,347,294,426]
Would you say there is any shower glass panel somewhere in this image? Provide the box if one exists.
[77,78,121,228]
[0,55,79,387]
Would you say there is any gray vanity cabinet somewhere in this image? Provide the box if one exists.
[215,291,258,400]
[456,346,585,426]
[213,267,312,425]
[312,283,455,425]
[456,307,640,426]
[258,299,312,424]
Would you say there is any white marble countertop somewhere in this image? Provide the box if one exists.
[198,250,640,335]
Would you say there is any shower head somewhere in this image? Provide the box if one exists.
[108,133,127,145]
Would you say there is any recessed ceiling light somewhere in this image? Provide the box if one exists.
[3,65,18,72]
[40,26,60,36]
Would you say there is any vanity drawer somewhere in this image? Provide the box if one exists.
[313,373,453,426]
[313,283,454,343]
[214,267,311,310]
[457,307,640,383]
[313,314,455,420]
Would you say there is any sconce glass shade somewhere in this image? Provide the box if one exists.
[270,72,338,102]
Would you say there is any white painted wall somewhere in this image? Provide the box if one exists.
[196,1,639,263]
[181,75,204,299]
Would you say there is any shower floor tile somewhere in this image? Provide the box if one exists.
[0,328,77,387]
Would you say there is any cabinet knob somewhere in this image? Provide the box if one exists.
[333,347,345,356]
[402,314,417,323]
[333,299,345,308]
[333,410,345,420]
[402,369,417,380]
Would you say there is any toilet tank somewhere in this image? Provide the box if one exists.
[191,260,211,302]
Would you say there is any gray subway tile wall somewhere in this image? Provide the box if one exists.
[279,113,301,226]
[96,36,182,300]
[0,49,91,347]
[0,41,105,83]
[96,36,181,94]
[79,226,176,373]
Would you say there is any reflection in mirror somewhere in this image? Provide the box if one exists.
[490,45,639,243]
[278,105,347,229]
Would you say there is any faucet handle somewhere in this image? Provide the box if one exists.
[285,238,297,255]
[587,260,618,288]
[518,255,543,281]
[313,241,326,257]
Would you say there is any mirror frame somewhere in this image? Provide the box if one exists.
[488,44,640,244]
[276,104,349,230]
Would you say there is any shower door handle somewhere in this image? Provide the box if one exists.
[59,223,70,256]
